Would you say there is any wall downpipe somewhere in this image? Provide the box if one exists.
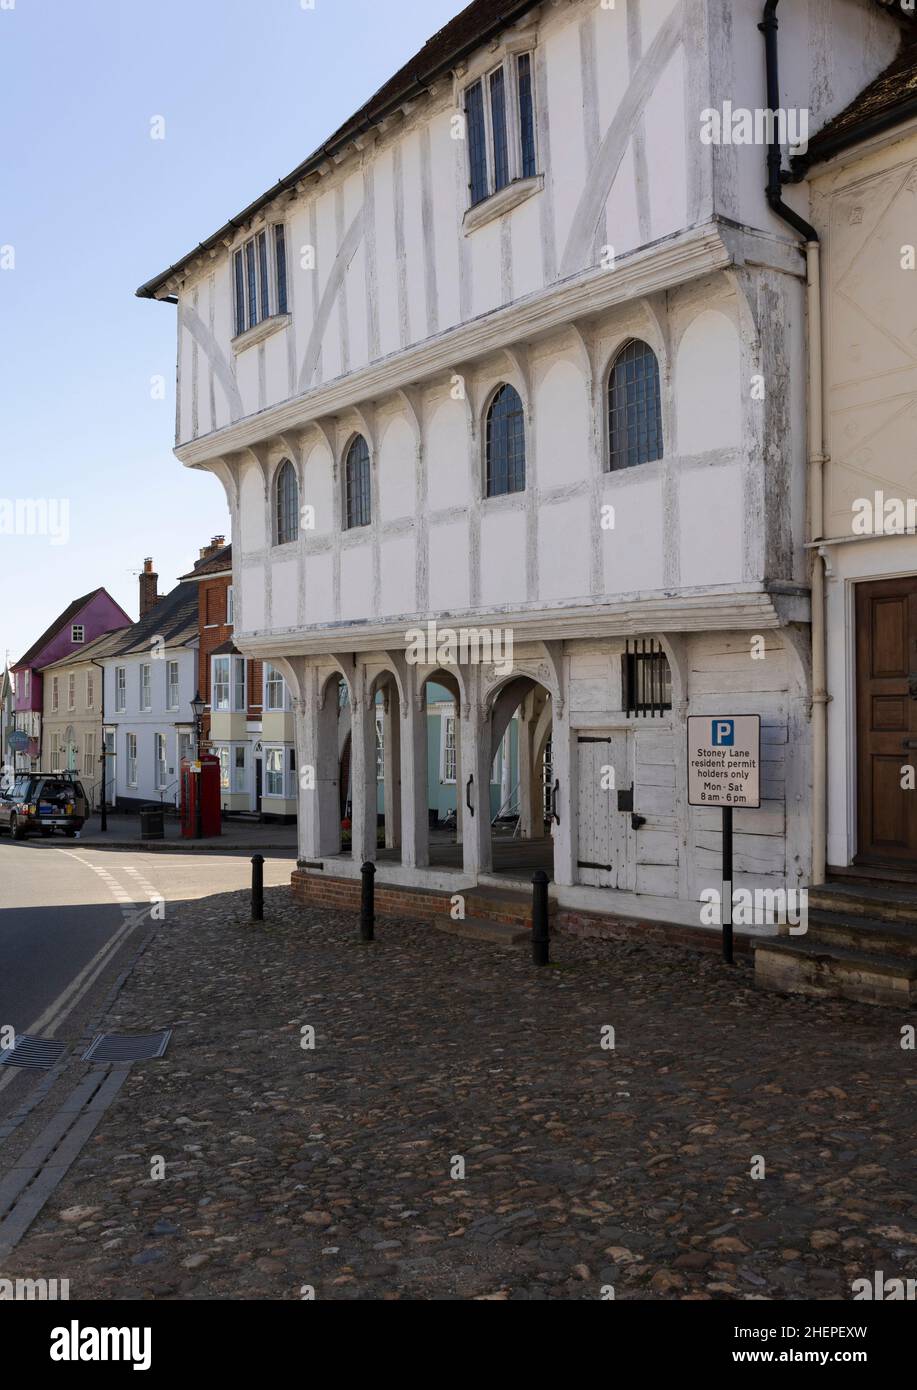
[759,0,828,886]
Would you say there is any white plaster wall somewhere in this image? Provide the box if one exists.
[272,558,299,631]
[539,495,591,602]
[381,535,416,617]
[378,416,416,523]
[426,397,471,512]
[304,441,335,537]
[240,466,266,554]
[602,473,665,594]
[480,508,527,608]
[676,309,742,454]
[536,358,590,489]
[340,544,374,622]
[427,520,471,611]
[679,464,744,587]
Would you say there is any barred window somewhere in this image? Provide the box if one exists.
[345,435,372,530]
[275,459,299,546]
[623,640,672,717]
[486,384,526,497]
[608,339,663,470]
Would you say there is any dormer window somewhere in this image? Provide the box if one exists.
[464,51,537,208]
[71,625,84,644]
[233,224,289,339]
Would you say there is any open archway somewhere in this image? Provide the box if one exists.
[484,674,555,880]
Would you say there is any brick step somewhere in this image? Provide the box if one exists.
[808,880,917,927]
[754,937,917,1007]
[804,910,917,960]
[432,915,530,946]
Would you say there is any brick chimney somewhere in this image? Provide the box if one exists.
[139,558,159,617]
[199,535,226,561]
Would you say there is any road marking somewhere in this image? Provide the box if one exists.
[0,852,152,1098]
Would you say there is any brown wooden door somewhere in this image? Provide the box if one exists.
[855,576,917,865]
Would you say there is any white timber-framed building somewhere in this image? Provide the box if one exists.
[139,0,911,933]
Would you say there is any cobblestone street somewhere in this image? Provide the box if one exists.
[2,887,915,1301]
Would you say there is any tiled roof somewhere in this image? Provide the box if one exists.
[14,590,105,669]
[137,0,541,299]
[800,31,917,169]
[180,544,232,581]
[101,582,200,660]
[38,627,134,672]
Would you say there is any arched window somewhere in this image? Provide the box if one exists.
[608,339,663,470]
[485,384,526,497]
[345,435,371,529]
[275,459,299,545]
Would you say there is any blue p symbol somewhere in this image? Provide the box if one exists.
[712,720,735,747]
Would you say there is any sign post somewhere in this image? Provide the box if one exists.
[687,715,761,964]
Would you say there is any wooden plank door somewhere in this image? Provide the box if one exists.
[576,734,631,888]
[855,576,917,866]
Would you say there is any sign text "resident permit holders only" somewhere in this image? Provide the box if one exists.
[687,715,761,808]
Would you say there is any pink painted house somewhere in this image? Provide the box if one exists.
[10,589,132,771]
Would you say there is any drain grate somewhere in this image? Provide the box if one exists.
[82,1030,172,1064]
[0,1036,68,1071]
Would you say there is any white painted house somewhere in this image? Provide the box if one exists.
[100,579,199,811]
[139,0,908,928]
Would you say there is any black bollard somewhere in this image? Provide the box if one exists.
[251,855,264,921]
[360,861,376,942]
[532,869,550,967]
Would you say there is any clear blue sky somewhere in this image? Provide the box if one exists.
[0,0,462,668]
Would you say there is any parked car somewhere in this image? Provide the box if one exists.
[0,773,88,840]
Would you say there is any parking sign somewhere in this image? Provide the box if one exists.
[687,715,761,808]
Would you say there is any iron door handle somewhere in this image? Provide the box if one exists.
[466,775,474,817]
[551,780,560,825]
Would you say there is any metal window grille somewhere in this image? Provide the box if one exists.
[276,459,299,545]
[623,639,672,717]
[517,54,537,179]
[486,384,526,496]
[466,80,488,205]
[608,339,663,470]
[490,67,509,192]
[345,436,372,529]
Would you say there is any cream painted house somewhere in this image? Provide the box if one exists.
[802,26,917,874]
[139,0,909,932]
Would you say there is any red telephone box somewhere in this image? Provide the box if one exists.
[180,755,222,838]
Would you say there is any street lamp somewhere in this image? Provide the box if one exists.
[97,746,114,834]
[190,691,205,841]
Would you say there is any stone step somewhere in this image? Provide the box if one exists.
[432,915,531,946]
[808,880,917,926]
[754,937,917,1008]
[461,885,554,928]
[805,910,917,960]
